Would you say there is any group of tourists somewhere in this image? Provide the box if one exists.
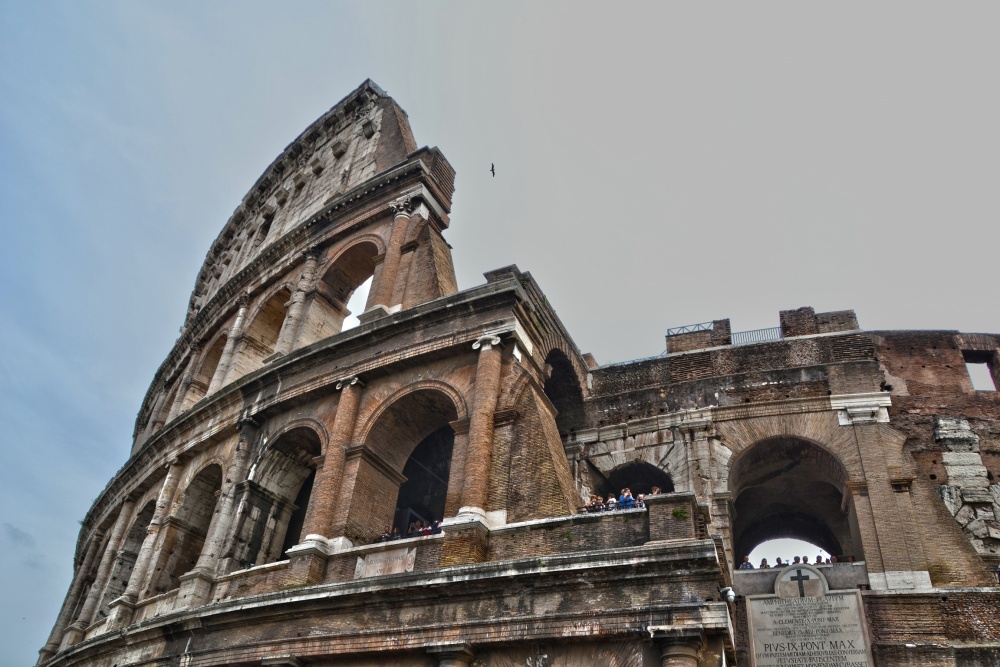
[584,486,664,513]
[738,554,856,569]
[377,519,442,542]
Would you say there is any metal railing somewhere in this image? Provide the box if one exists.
[665,321,715,336]
[731,326,783,346]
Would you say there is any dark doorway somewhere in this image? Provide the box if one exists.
[393,425,455,533]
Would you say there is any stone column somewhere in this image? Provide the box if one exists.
[37,531,104,663]
[176,416,259,608]
[165,346,200,423]
[459,335,503,513]
[427,643,475,667]
[272,248,320,357]
[302,376,363,549]
[369,195,413,309]
[652,631,705,667]
[104,459,185,631]
[60,498,136,648]
[139,391,169,442]
[210,293,251,393]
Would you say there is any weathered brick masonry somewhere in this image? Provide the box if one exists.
[39,81,1000,667]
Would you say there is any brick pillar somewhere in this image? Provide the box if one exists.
[653,631,705,667]
[459,335,504,513]
[301,376,363,547]
[60,498,136,648]
[849,421,931,591]
[273,248,319,357]
[37,531,105,663]
[104,459,184,631]
[165,346,200,422]
[176,416,258,608]
[211,293,250,392]
[369,195,412,309]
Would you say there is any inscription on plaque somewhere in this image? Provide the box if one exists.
[354,546,416,579]
[747,565,873,667]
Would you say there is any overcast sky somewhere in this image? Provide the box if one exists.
[2,3,998,664]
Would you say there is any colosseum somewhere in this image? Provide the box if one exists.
[39,80,1000,667]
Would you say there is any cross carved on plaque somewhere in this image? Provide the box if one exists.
[790,569,812,597]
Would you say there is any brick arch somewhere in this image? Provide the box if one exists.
[356,379,469,450]
[542,347,587,435]
[342,383,465,543]
[727,433,859,563]
[263,418,330,456]
[317,234,386,278]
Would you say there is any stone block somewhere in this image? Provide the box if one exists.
[934,417,981,451]
[965,518,990,538]
[955,505,975,526]
[938,485,962,515]
[946,465,989,489]
[942,452,984,466]
[961,489,996,504]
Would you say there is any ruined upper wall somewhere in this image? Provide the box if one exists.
[184,80,426,326]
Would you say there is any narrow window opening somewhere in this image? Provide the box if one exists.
[965,362,996,391]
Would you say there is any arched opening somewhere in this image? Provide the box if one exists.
[543,349,586,436]
[97,501,156,618]
[225,427,321,568]
[729,437,862,566]
[304,242,379,342]
[393,425,454,534]
[349,388,459,543]
[748,538,834,570]
[185,334,227,405]
[605,461,674,499]
[149,464,222,595]
[231,289,291,380]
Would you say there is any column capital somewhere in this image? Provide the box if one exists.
[649,628,706,665]
[472,335,502,351]
[302,245,322,262]
[427,642,475,666]
[336,375,364,390]
[389,194,416,217]
[235,291,252,308]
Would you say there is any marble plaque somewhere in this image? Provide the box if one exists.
[354,546,416,579]
[748,565,873,667]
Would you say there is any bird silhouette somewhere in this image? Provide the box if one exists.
[490,163,495,177]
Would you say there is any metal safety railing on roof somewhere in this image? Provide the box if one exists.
[665,321,715,336]
[731,326,783,346]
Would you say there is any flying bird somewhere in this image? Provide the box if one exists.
[490,163,495,177]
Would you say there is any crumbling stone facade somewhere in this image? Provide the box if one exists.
[40,81,1000,667]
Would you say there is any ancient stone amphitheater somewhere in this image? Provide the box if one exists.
[40,80,1000,667]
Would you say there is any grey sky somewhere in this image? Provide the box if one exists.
[2,3,998,664]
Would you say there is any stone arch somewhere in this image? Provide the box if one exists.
[148,463,223,595]
[727,436,860,564]
[543,348,587,435]
[230,286,292,381]
[97,500,156,617]
[305,238,383,341]
[345,385,463,543]
[605,461,675,499]
[227,426,322,567]
[185,331,228,405]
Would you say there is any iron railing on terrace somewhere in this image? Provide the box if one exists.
[665,321,715,336]
[731,326,783,346]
